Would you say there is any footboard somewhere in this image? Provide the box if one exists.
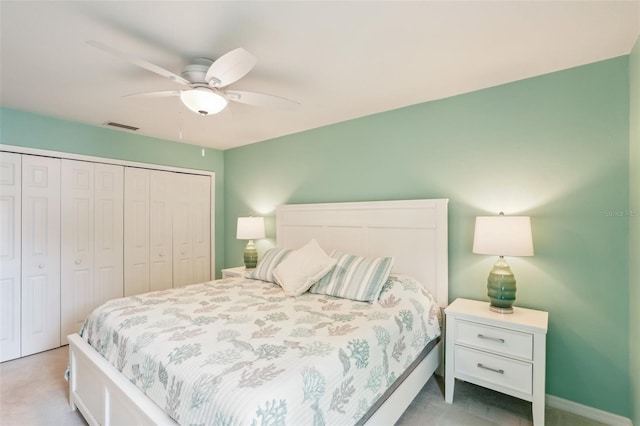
[365,340,442,425]
[68,333,441,426]
[67,333,175,426]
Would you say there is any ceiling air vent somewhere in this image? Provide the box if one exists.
[104,121,139,131]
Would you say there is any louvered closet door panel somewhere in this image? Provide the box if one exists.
[94,163,124,306]
[0,152,22,361]
[21,155,61,356]
[149,170,173,291]
[124,167,150,296]
[61,160,95,341]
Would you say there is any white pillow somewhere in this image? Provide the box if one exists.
[272,239,337,296]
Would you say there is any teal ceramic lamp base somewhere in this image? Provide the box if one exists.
[243,240,258,269]
[487,256,516,314]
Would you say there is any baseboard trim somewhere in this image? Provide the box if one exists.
[546,394,632,426]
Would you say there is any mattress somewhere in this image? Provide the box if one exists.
[79,274,441,425]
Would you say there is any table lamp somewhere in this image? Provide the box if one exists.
[472,213,534,313]
[236,216,265,269]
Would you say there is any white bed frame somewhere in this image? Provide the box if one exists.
[68,198,449,426]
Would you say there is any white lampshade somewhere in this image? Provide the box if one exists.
[473,215,534,257]
[180,88,228,115]
[236,217,265,240]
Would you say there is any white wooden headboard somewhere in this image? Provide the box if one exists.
[276,199,449,307]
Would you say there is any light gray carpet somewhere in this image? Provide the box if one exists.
[396,373,608,426]
[1,346,606,425]
[0,346,86,426]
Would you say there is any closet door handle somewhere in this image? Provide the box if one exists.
[75,259,82,265]
[38,263,45,269]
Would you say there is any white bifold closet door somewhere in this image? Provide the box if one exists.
[21,155,61,357]
[60,160,124,341]
[124,167,151,296]
[0,152,22,361]
[1,150,213,360]
[125,167,174,295]
[149,170,174,292]
[124,168,211,296]
[173,173,211,288]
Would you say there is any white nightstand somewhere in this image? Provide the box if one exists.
[444,298,548,425]
[221,266,247,278]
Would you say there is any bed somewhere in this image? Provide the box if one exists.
[68,198,449,425]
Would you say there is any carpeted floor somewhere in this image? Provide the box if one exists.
[0,346,606,426]
[0,346,86,426]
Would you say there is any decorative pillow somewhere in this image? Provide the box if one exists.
[272,239,337,296]
[246,247,292,283]
[308,250,394,303]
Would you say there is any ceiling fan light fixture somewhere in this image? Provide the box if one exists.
[180,88,228,115]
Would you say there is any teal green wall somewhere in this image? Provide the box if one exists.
[225,57,631,417]
[629,36,640,426]
[0,107,226,276]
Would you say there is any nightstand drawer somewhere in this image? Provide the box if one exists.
[456,320,533,360]
[455,346,533,395]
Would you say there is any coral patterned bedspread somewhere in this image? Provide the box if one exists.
[79,274,441,426]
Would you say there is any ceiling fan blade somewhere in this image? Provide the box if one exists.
[225,90,299,109]
[87,40,191,86]
[123,90,180,98]
[205,48,257,87]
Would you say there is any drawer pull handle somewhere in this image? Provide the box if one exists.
[477,334,505,343]
[477,363,504,374]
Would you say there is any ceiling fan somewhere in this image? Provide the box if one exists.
[87,40,298,116]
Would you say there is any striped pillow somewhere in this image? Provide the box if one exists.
[247,247,292,283]
[309,251,394,303]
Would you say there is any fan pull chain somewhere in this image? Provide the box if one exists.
[178,96,183,141]
[199,110,206,149]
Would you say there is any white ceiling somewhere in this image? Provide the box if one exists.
[1,1,638,151]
